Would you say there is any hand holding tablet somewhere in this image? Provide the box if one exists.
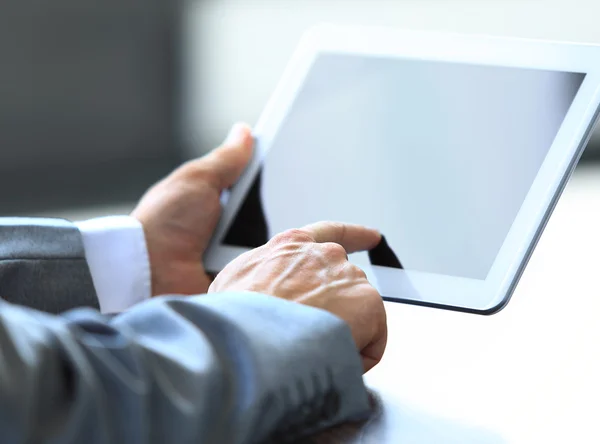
[205,24,600,314]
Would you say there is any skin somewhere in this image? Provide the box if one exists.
[132,123,254,296]
[132,123,388,372]
[210,222,387,372]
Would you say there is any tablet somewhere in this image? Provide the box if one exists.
[204,24,600,314]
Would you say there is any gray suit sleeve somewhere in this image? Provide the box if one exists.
[0,292,371,444]
[0,218,99,313]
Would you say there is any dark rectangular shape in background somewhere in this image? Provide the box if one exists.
[0,1,184,214]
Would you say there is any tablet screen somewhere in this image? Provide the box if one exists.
[222,53,584,280]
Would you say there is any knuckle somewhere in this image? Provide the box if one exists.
[328,221,345,231]
[176,159,202,176]
[328,221,346,241]
[321,242,347,259]
[272,229,313,245]
[364,284,382,303]
[175,159,213,182]
[349,264,368,280]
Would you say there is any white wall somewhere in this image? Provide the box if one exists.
[183,0,600,155]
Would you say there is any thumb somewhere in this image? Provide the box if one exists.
[199,123,254,189]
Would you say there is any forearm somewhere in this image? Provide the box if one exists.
[0,292,370,443]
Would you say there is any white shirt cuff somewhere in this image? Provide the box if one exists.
[75,216,151,314]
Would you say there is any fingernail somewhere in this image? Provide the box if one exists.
[225,123,248,145]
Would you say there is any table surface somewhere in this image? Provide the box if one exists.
[51,167,600,444]
[309,165,600,444]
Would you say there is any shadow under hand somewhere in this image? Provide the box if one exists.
[298,390,506,444]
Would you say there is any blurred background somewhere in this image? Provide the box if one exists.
[1,0,600,217]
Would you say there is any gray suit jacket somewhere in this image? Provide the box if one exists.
[0,218,371,443]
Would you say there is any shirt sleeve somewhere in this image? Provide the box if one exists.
[75,216,151,314]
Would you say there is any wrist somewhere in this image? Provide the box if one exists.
[131,214,213,297]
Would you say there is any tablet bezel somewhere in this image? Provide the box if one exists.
[204,24,600,314]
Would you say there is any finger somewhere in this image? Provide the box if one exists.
[361,325,388,373]
[195,122,254,190]
[300,221,381,253]
[358,287,387,373]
